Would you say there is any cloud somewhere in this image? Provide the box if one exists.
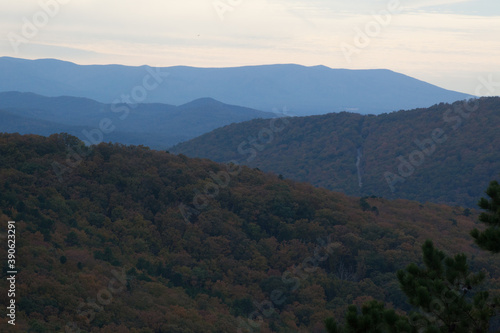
[403,0,474,10]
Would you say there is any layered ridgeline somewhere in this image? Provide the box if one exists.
[171,97,500,208]
[0,92,276,149]
[0,133,497,332]
[0,57,471,116]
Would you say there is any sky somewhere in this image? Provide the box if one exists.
[1,0,499,96]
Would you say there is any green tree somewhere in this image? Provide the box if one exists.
[65,231,79,246]
[326,240,495,332]
[325,300,415,333]
[470,180,500,253]
[397,240,493,332]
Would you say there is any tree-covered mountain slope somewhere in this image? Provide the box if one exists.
[0,133,497,332]
[171,97,500,207]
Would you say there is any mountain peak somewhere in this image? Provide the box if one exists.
[178,97,220,108]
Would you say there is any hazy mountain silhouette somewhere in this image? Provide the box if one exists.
[0,91,276,148]
[0,57,472,115]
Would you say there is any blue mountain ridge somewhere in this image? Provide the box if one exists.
[0,57,472,116]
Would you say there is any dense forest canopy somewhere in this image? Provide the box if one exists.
[172,97,500,208]
[0,133,498,332]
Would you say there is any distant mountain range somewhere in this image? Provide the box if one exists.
[0,92,276,149]
[171,97,500,207]
[0,57,472,116]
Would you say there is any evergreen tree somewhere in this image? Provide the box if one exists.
[327,179,500,332]
[397,240,492,332]
[326,240,495,332]
[471,180,500,253]
[325,300,415,333]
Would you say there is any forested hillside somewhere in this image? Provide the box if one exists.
[0,133,497,332]
[171,97,500,207]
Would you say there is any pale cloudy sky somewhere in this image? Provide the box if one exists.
[1,0,499,95]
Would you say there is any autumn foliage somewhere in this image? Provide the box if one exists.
[0,133,497,332]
